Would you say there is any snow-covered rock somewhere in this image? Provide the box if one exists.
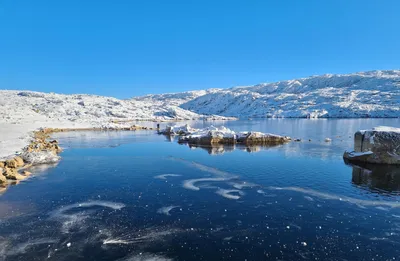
[173,125,290,146]
[237,131,291,145]
[21,151,61,165]
[178,126,237,145]
[344,126,400,164]
[159,124,198,135]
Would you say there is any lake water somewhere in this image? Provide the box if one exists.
[1,119,400,261]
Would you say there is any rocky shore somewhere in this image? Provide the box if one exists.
[0,125,157,191]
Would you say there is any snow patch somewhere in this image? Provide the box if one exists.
[345,151,374,157]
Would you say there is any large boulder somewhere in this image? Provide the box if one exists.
[160,124,197,136]
[344,126,400,164]
[178,126,236,145]
[21,151,61,165]
[237,132,291,145]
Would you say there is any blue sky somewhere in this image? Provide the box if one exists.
[1,0,399,98]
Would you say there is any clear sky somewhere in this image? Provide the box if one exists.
[1,0,399,98]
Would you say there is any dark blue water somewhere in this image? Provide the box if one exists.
[1,119,400,261]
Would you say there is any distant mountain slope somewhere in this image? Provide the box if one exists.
[131,89,221,107]
[177,70,400,118]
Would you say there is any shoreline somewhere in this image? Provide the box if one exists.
[0,125,158,192]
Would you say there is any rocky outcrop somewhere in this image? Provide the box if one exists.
[181,135,236,145]
[178,126,237,145]
[237,132,291,145]
[344,126,400,164]
[21,151,60,165]
[0,171,7,187]
[159,124,196,135]
[3,167,29,180]
[0,128,63,191]
[175,125,290,146]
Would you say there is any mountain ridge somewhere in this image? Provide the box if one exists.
[132,70,400,118]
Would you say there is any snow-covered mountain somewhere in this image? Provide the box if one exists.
[135,70,400,118]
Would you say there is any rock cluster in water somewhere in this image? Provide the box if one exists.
[343,126,400,164]
[0,128,62,188]
[160,124,291,146]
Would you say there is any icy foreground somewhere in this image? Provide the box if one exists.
[344,126,400,164]
[135,70,400,118]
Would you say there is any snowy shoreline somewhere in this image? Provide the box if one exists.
[1,69,400,158]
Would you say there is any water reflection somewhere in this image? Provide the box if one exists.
[348,161,400,195]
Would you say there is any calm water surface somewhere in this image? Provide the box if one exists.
[1,119,400,261]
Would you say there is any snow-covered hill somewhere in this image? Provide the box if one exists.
[0,90,230,125]
[144,70,400,118]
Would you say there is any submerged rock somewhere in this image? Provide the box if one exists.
[344,126,400,164]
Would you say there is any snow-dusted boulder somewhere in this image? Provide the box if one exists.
[237,132,291,145]
[21,151,61,165]
[159,124,198,135]
[178,126,236,145]
[344,126,400,164]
